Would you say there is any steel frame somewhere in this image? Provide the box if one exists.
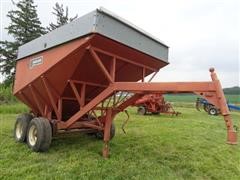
[21,46,237,158]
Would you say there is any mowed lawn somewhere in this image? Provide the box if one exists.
[0,105,240,179]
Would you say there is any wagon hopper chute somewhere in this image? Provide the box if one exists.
[13,7,237,158]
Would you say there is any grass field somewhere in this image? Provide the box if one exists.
[0,104,240,179]
[164,94,240,104]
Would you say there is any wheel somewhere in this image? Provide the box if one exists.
[203,104,209,112]
[203,104,213,112]
[137,106,146,115]
[14,113,33,143]
[27,117,52,152]
[95,123,115,140]
[208,107,218,116]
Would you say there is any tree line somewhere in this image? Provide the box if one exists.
[223,86,240,95]
[0,0,77,85]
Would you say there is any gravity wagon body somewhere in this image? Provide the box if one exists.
[13,8,237,157]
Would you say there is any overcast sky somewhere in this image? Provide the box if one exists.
[0,0,239,87]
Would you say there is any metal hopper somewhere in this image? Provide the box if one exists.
[13,8,237,157]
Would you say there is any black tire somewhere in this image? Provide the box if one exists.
[27,117,52,152]
[204,104,213,112]
[203,104,209,112]
[95,123,115,140]
[14,113,33,143]
[152,112,160,115]
[208,107,218,116]
[137,106,146,115]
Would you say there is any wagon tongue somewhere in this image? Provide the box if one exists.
[195,98,201,111]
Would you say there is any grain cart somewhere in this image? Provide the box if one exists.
[133,93,180,115]
[13,8,237,158]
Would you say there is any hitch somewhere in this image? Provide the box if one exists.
[195,98,201,111]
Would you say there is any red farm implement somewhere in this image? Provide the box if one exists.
[133,93,180,116]
[13,8,237,158]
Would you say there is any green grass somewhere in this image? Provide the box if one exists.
[0,103,28,114]
[0,106,240,179]
[165,94,240,104]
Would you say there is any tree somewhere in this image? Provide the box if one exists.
[47,3,77,32]
[0,0,46,85]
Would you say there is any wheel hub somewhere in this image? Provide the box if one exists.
[210,109,216,115]
[28,125,37,146]
[15,122,23,139]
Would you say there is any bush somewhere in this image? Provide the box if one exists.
[0,84,17,104]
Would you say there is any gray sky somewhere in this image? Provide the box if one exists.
[0,0,239,87]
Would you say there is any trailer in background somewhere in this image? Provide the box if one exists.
[133,93,180,116]
[196,98,240,115]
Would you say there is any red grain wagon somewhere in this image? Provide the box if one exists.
[13,8,237,157]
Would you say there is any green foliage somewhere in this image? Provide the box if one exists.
[0,0,46,84]
[5,0,46,43]
[224,86,240,95]
[0,84,17,104]
[0,41,18,85]
[0,107,239,179]
[47,2,77,32]
[165,94,240,104]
